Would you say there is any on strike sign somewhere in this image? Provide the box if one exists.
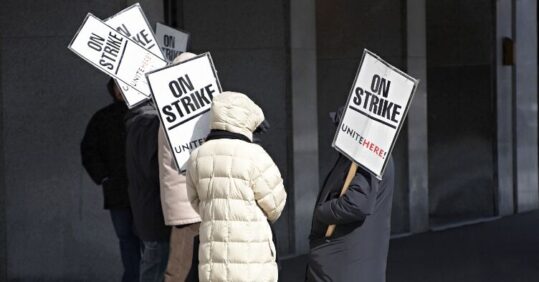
[146,53,222,171]
[105,3,165,108]
[155,23,190,63]
[333,49,418,179]
[68,14,167,97]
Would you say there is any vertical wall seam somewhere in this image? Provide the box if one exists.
[0,20,6,281]
[283,0,295,255]
[407,0,429,233]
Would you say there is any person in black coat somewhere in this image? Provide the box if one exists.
[306,108,395,282]
[81,79,141,282]
[124,102,171,282]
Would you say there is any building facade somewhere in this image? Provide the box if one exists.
[0,0,537,280]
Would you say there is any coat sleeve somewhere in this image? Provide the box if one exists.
[251,147,287,223]
[314,170,375,225]
[185,150,200,213]
[80,113,108,185]
[158,126,183,225]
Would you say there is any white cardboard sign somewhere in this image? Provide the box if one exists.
[155,23,190,63]
[105,3,166,108]
[146,53,222,171]
[68,13,167,97]
[333,49,418,179]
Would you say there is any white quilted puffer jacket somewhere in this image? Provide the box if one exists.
[186,92,287,282]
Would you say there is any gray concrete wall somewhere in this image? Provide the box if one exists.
[407,0,430,233]
[128,0,164,26]
[290,0,319,254]
[0,1,134,280]
[426,0,497,226]
[513,0,539,212]
[0,23,6,280]
[180,0,293,254]
[496,0,515,216]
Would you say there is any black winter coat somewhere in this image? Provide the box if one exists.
[307,154,395,282]
[81,102,129,209]
[125,104,171,242]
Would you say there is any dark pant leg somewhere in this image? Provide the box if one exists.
[140,240,170,282]
[110,208,142,282]
[185,235,199,282]
[165,223,200,282]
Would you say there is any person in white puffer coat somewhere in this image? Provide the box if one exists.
[186,92,287,282]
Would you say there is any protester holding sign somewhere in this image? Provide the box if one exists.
[81,79,141,282]
[333,50,417,179]
[158,53,201,282]
[186,92,287,282]
[306,108,395,282]
[125,102,171,282]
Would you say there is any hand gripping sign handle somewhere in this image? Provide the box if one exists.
[325,162,358,238]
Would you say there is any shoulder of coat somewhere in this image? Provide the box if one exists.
[188,146,202,162]
[246,144,275,168]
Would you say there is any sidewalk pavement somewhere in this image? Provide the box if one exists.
[281,210,539,282]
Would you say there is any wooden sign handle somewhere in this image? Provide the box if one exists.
[325,162,358,238]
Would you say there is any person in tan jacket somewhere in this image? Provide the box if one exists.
[158,52,202,282]
[186,92,287,282]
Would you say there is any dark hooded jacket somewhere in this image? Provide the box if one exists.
[81,101,129,209]
[125,103,171,241]
[306,152,395,282]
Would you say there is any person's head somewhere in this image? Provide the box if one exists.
[172,52,197,64]
[107,79,123,102]
[253,119,271,144]
[210,92,264,141]
[329,106,345,127]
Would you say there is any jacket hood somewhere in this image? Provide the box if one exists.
[210,92,264,141]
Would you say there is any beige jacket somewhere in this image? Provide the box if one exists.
[158,125,201,226]
[186,92,287,282]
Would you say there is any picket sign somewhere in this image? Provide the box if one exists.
[68,13,167,97]
[146,53,222,171]
[155,23,190,63]
[104,3,166,108]
[332,49,418,179]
